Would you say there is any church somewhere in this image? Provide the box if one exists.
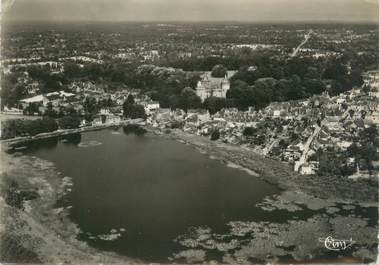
[195,71,236,102]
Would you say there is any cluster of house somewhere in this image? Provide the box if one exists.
[148,70,378,177]
[58,56,104,64]
[2,60,64,74]
[296,48,341,59]
[19,91,76,108]
[4,58,377,177]
[6,79,164,127]
[113,48,160,62]
[2,54,104,75]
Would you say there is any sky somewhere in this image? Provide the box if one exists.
[2,0,379,23]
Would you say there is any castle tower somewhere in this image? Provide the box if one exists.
[196,80,208,102]
[196,72,230,102]
[221,74,230,98]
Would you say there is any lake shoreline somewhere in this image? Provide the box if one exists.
[148,127,378,206]
[4,124,377,206]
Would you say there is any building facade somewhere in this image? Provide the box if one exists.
[195,71,235,102]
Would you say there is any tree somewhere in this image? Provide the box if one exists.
[349,69,364,87]
[178,87,202,112]
[243,127,257,137]
[126,94,135,105]
[346,125,379,173]
[278,75,303,101]
[359,125,379,147]
[123,102,147,120]
[211,64,227,78]
[40,117,59,132]
[227,81,252,110]
[318,152,345,177]
[83,97,99,121]
[230,67,261,85]
[64,63,82,78]
[323,61,348,80]
[58,116,81,129]
[23,103,40,115]
[1,83,28,107]
[27,65,50,80]
[305,66,320,79]
[210,129,220,141]
[44,102,58,118]
[1,118,58,139]
[203,97,227,115]
[303,79,325,95]
[253,134,266,145]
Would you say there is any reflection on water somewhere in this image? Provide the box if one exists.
[61,133,82,145]
[13,137,59,151]
[11,133,83,152]
[122,124,147,136]
[78,140,103,148]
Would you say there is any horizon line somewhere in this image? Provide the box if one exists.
[3,18,379,25]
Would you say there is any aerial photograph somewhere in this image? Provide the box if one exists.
[0,0,378,264]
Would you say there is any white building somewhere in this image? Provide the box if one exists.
[19,91,75,108]
[144,101,160,114]
[195,71,235,102]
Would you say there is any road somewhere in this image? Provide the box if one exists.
[291,29,313,57]
[294,124,321,172]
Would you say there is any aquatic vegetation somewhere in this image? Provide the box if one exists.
[170,249,206,263]
[257,191,336,212]
[78,141,102,148]
[256,196,303,212]
[228,221,262,236]
[86,228,126,241]
[342,205,356,210]
[325,207,340,214]
[98,232,122,241]
[173,215,378,263]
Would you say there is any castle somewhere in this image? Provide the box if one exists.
[195,71,235,102]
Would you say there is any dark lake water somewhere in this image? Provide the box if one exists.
[18,128,379,263]
[22,128,284,261]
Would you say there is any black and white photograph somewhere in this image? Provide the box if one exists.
[0,0,378,264]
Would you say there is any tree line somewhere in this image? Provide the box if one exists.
[1,115,81,140]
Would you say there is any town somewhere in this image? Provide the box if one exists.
[1,22,378,180]
[1,0,379,262]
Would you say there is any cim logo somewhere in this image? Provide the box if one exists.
[319,236,355,251]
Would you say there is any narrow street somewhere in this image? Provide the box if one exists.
[295,124,321,171]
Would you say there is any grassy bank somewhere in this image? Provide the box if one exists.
[0,152,142,263]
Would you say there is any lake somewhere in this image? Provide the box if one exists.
[21,128,282,262]
[20,128,377,263]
